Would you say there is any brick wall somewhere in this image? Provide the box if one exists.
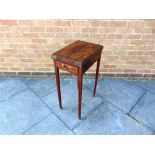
[0,19,155,78]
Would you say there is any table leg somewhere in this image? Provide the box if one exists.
[93,57,101,97]
[55,66,62,109]
[77,68,83,119]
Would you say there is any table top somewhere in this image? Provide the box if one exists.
[52,40,103,67]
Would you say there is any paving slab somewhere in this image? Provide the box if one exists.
[126,80,155,93]
[42,80,104,129]
[83,79,95,90]
[23,78,70,97]
[0,89,51,134]
[73,102,153,135]
[24,114,73,135]
[130,91,155,131]
[0,78,28,102]
[0,78,154,135]
[0,78,6,83]
[83,79,145,113]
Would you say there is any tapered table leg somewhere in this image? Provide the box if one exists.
[77,68,83,119]
[93,57,101,97]
[55,66,62,109]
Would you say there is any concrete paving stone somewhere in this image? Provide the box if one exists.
[126,80,155,93]
[22,78,40,86]
[73,102,153,135]
[25,114,73,135]
[83,79,95,90]
[0,78,6,83]
[0,89,51,134]
[0,78,28,102]
[23,78,70,97]
[83,79,145,113]
[42,80,104,129]
[130,91,155,131]
[1,77,154,135]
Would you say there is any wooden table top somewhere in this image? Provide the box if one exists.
[52,40,103,67]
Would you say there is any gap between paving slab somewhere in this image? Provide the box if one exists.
[83,82,155,134]
[22,79,75,134]
[1,77,154,135]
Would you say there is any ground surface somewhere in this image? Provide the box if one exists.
[0,77,155,135]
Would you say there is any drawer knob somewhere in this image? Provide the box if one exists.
[62,64,71,70]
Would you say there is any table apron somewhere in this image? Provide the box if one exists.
[55,60,78,74]
[82,53,101,73]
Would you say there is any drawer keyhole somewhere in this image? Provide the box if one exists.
[62,64,71,70]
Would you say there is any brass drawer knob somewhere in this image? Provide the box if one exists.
[62,64,71,70]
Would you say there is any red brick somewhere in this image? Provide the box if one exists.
[109,21,127,27]
[0,26,10,31]
[64,27,80,33]
[106,34,123,39]
[54,20,71,26]
[2,72,17,75]
[91,20,109,27]
[103,65,116,68]
[124,34,141,39]
[72,20,90,26]
[55,33,72,38]
[152,29,155,33]
[11,26,29,33]
[5,33,21,38]
[0,33,4,37]
[21,58,35,62]
[64,39,76,44]
[123,69,137,73]
[128,21,145,28]
[142,35,155,40]
[73,33,89,38]
[32,39,47,43]
[89,34,106,39]
[0,67,8,70]
[29,27,45,32]
[18,72,31,75]
[22,33,38,38]
[36,20,55,26]
[17,20,36,26]
[9,44,24,48]
[108,69,123,72]
[0,57,4,62]
[81,28,98,33]
[46,27,63,32]
[0,20,17,25]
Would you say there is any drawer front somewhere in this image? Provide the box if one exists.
[55,61,78,74]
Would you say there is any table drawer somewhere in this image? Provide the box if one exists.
[55,61,78,74]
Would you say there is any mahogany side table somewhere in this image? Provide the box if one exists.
[52,40,103,119]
